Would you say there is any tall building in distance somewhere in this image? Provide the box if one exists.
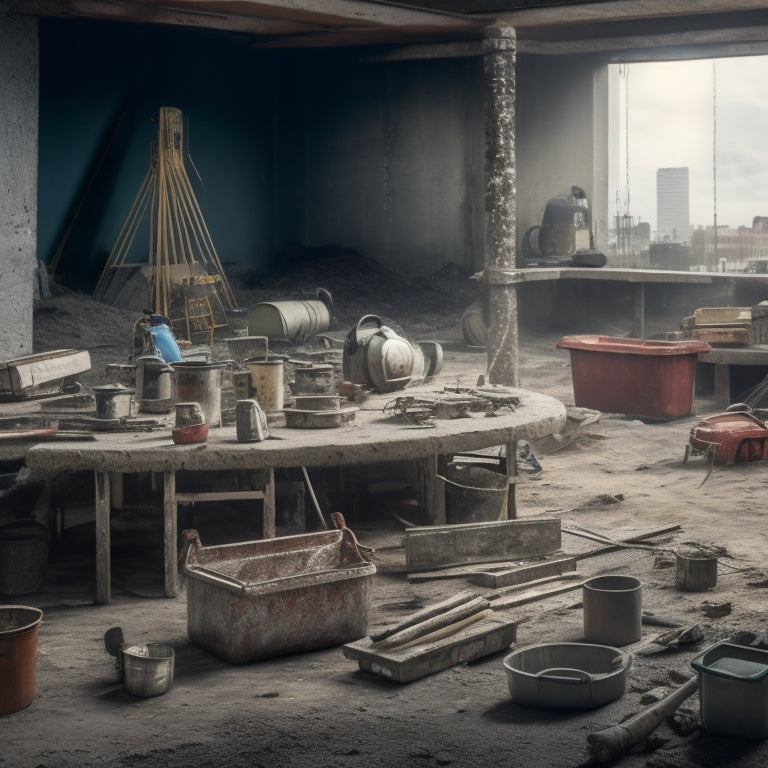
[656,167,690,242]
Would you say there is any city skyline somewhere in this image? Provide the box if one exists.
[614,55,768,235]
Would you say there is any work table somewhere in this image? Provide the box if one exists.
[26,386,566,603]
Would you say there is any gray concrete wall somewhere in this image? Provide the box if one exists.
[281,55,487,279]
[516,53,609,257]
[0,13,38,360]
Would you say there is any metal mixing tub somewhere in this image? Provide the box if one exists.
[184,530,376,664]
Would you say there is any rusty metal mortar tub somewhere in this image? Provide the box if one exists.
[183,530,376,664]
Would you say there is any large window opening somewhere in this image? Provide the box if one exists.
[610,56,768,272]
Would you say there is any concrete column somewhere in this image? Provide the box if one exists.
[0,13,38,361]
[483,26,518,386]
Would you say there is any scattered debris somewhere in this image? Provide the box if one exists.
[636,624,704,656]
[702,601,732,619]
[585,677,699,764]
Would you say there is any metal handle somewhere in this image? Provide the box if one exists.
[537,667,591,685]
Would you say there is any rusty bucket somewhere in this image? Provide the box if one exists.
[0,606,43,716]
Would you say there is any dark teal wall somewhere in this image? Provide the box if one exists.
[39,18,275,291]
[39,18,486,293]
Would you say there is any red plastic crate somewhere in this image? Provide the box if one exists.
[556,335,711,420]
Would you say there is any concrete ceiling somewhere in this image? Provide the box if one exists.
[6,0,768,60]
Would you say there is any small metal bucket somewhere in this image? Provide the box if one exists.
[93,384,134,420]
[122,643,175,698]
[676,549,718,591]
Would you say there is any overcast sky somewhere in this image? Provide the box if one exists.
[614,55,768,233]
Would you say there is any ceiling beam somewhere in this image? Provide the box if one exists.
[4,0,319,34]
[5,0,479,31]
[518,23,768,56]
[188,0,477,27]
[499,0,768,28]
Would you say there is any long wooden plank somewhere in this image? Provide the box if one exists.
[408,560,524,582]
[374,597,490,650]
[343,613,518,683]
[370,590,481,643]
[405,518,561,572]
[488,579,584,611]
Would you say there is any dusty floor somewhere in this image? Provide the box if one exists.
[4,263,768,767]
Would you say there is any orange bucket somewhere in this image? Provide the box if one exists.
[0,606,43,716]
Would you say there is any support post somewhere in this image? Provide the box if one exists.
[263,467,276,538]
[94,470,111,604]
[163,470,178,597]
[483,26,519,386]
[632,282,645,338]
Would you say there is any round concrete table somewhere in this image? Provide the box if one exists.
[27,387,566,603]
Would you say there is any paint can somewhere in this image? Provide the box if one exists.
[92,384,133,420]
[675,546,718,591]
[248,360,284,412]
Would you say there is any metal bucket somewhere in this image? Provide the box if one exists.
[676,549,718,591]
[122,643,175,698]
[583,575,642,646]
[0,605,43,716]
[172,362,225,427]
[135,356,173,413]
[92,384,133,420]
[248,360,284,412]
[439,464,508,524]
[248,300,330,344]
[0,522,49,595]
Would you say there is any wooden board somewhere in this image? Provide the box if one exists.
[0,349,91,398]
[343,613,518,683]
[470,556,578,589]
[405,518,561,571]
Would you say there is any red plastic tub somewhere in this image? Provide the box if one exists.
[557,335,711,420]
